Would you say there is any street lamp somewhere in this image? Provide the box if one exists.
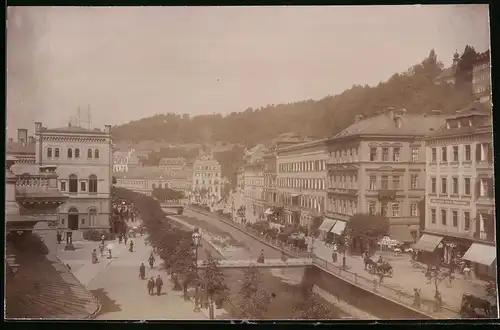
[342,231,349,269]
[192,229,202,312]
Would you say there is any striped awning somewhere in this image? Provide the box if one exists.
[463,243,496,266]
[318,218,336,232]
[413,234,443,252]
[330,220,346,235]
[388,225,414,243]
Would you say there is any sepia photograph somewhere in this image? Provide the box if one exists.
[5,5,497,320]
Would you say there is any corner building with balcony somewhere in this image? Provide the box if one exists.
[324,108,447,246]
[243,158,265,224]
[419,102,495,280]
[35,122,113,232]
[276,139,328,230]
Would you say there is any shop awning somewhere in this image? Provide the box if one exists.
[318,218,336,232]
[264,208,274,215]
[413,234,443,252]
[388,225,415,243]
[330,220,346,235]
[462,243,497,266]
[291,193,301,198]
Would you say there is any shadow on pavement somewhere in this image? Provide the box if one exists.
[91,288,122,315]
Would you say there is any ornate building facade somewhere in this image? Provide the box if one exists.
[420,102,495,279]
[191,153,222,205]
[34,122,113,231]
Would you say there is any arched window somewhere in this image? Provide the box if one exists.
[75,148,80,158]
[89,174,98,193]
[55,148,60,158]
[67,148,73,158]
[94,149,100,159]
[68,207,79,230]
[47,148,52,158]
[87,149,93,158]
[88,208,98,227]
[69,174,78,193]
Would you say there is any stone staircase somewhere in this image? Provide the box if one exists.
[5,236,100,319]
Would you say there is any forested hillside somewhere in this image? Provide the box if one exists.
[111,47,478,147]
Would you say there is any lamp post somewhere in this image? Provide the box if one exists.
[192,229,202,312]
[342,231,349,269]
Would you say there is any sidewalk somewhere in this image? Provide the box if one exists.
[312,240,489,317]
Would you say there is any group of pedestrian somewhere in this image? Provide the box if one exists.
[147,275,164,296]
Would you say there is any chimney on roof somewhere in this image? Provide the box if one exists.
[387,107,395,120]
[104,125,111,133]
[34,122,42,133]
[17,128,28,143]
[8,138,13,143]
[28,136,34,144]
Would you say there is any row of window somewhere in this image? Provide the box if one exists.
[368,174,420,190]
[429,143,492,163]
[61,174,98,193]
[279,160,327,173]
[298,195,324,211]
[194,180,220,186]
[195,165,220,171]
[194,172,220,177]
[429,208,471,230]
[429,176,493,197]
[368,146,420,162]
[47,147,100,159]
[246,179,264,186]
[278,177,326,190]
[193,185,219,193]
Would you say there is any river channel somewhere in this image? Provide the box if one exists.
[167,208,349,319]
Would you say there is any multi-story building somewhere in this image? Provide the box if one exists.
[191,152,222,205]
[112,149,140,173]
[243,158,265,224]
[114,166,191,196]
[8,129,37,175]
[419,102,495,279]
[262,146,278,209]
[472,50,491,104]
[34,122,113,231]
[324,108,447,247]
[236,165,245,194]
[276,139,328,231]
[159,157,187,173]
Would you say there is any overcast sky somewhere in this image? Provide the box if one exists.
[6,5,490,137]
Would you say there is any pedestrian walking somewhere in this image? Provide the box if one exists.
[56,231,62,244]
[129,240,134,252]
[257,249,265,263]
[148,253,155,269]
[124,235,128,245]
[118,235,122,244]
[101,235,105,245]
[92,249,98,264]
[99,242,105,257]
[147,277,155,295]
[155,275,164,296]
[139,263,146,280]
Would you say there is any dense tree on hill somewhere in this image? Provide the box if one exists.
[111,48,477,146]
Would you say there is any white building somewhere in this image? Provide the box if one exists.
[419,102,496,279]
[191,153,222,205]
[113,149,140,173]
[35,122,113,231]
[243,159,265,224]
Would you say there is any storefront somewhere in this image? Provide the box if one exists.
[413,233,444,264]
[318,217,336,240]
[388,225,415,245]
[462,242,497,280]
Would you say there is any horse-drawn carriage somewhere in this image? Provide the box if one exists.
[287,234,308,252]
[366,258,394,277]
[459,293,497,318]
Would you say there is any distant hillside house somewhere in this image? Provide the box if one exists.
[472,50,491,104]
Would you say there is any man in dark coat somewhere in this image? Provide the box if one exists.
[155,275,164,296]
[139,263,146,280]
[147,277,155,295]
